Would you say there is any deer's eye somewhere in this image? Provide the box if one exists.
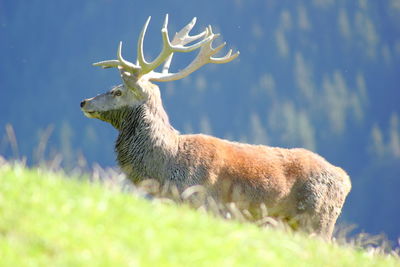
[114,90,122,96]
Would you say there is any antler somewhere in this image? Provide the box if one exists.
[93,14,239,82]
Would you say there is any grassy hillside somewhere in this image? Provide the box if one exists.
[0,163,398,266]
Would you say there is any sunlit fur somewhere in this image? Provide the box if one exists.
[81,76,351,239]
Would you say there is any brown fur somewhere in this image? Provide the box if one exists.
[178,134,351,239]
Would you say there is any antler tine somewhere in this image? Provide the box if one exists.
[149,25,239,82]
[137,16,152,73]
[206,26,240,64]
[211,49,240,63]
[162,17,209,73]
[117,42,141,72]
[93,60,120,69]
[137,14,213,75]
[92,42,140,72]
[170,17,208,46]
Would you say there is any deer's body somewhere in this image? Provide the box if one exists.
[81,15,351,239]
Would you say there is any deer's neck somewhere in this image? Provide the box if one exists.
[115,95,179,182]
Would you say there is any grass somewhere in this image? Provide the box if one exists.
[0,162,399,266]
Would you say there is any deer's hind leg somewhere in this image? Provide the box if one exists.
[295,172,347,239]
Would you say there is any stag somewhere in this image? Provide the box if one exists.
[81,15,351,239]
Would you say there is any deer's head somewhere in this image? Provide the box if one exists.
[81,15,239,128]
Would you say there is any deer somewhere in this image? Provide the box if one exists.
[80,15,351,239]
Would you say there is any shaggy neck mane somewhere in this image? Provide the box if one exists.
[115,92,179,182]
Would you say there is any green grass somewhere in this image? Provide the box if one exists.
[0,163,399,267]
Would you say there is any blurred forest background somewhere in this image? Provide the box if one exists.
[1,0,399,242]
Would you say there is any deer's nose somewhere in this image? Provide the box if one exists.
[80,100,86,108]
